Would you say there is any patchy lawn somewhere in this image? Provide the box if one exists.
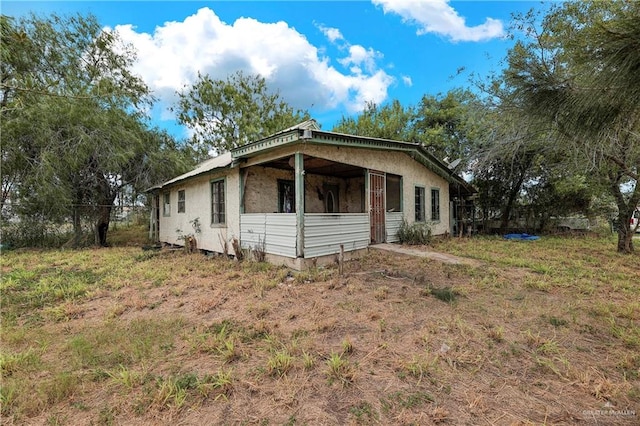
[1,233,638,425]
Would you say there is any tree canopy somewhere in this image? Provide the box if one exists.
[497,1,640,252]
[175,71,310,154]
[332,90,485,174]
[1,13,192,247]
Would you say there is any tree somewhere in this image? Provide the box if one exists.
[501,1,639,252]
[332,92,485,174]
[332,100,416,141]
[413,90,486,172]
[1,13,191,246]
[175,71,309,154]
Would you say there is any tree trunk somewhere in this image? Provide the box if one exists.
[95,204,112,247]
[616,216,634,253]
[94,190,117,247]
[607,166,638,254]
[72,205,82,248]
[500,170,527,231]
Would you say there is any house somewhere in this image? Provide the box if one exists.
[148,120,474,269]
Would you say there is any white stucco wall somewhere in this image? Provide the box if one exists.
[158,168,240,253]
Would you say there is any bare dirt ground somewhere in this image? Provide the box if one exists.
[3,240,639,425]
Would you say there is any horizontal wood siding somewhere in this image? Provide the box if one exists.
[240,214,297,258]
[386,212,404,243]
[304,213,369,258]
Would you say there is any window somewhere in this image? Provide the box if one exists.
[177,190,185,213]
[386,174,402,212]
[431,188,440,221]
[323,184,339,213]
[163,192,170,216]
[278,180,295,213]
[211,179,225,225]
[414,186,425,222]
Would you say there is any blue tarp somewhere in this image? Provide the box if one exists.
[503,233,540,241]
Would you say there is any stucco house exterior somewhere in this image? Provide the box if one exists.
[148,120,474,269]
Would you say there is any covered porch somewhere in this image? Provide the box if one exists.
[238,151,403,266]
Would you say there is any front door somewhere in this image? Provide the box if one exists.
[369,171,385,243]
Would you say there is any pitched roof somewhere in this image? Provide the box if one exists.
[160,152,233,188]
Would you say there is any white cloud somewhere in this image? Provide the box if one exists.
[112,7,392,125]
[401,75,413,87]
[372,0,504,42]
[338,45,381,74]
[317,24,344,43]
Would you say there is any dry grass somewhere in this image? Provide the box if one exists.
[1,230,639,425]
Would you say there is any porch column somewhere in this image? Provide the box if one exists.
[295,152,305,257]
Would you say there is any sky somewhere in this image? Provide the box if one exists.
[2,0,546,139]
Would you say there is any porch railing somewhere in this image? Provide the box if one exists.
[303,213,369,258]
[240,213,297,258]
[386,211,403,243]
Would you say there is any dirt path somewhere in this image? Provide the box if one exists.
[371,243,482,266]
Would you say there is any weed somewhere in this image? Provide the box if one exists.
[486,325,505,343]
[302,351,315,370]
[47,413,68,425]
[427,286,459,303]
[252,236,267,262]
[617,354,640,380]
[549,316,568,327]
[188,322,241,362]
[524,330,557,353]
[267,349,294,377]
[341,337,354,355]
[41,372,79,405]
[199,369,233,400]
[295,267,334,284]
[326,352,355,386]
[219,338,241,363]
[0,349,40,376]
[397,219,432,245]
[154,374,199,410]
[404,355,439,383]
[97,405,117,425]
[107,365,145,389]
[349,401,377,423]
[381,390,434,413]
[0,377,15,406]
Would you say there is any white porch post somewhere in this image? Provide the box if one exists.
[295,152,305,257]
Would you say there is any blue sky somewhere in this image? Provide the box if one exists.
[3,1,546,139]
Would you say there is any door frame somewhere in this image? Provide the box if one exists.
[369,170,386,244]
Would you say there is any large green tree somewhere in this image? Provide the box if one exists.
[413,89,486,172]
[175,71,309,154]
[332,100,416,141]
[502,1,639,252]
[332,91,485,173]
[1,13,191,246]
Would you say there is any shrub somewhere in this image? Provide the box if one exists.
[1,218,71,249]
[397,219,432,245]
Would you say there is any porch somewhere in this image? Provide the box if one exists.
[237,151,404,265]
[239,212,403,266]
